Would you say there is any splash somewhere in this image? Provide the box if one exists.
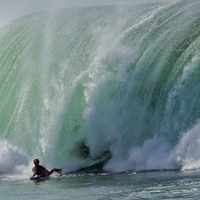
[0,140,29,173]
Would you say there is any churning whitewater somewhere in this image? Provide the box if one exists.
[0,0,200,174]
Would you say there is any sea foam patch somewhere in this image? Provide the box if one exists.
[0,140,29,174]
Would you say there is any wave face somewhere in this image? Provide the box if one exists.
[0,0,200,173]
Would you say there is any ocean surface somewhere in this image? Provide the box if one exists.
[1,170,200,199]
[0,0,200,198]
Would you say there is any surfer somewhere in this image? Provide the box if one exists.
[32,159,62,178]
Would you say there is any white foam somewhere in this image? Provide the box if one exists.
[0,140,29,174]
[170,121,200,170]
[104,136,175,172]
[104,121,200,172]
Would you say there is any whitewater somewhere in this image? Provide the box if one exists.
[0,0,200,178]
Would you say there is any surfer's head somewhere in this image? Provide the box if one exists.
[33,159,39,166]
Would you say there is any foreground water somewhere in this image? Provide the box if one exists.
[1,170,200,199]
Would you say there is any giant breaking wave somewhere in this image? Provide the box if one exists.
[0,0,200,174]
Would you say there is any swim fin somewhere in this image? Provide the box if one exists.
[56,169,63,174]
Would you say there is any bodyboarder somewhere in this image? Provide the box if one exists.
[32,159,62,178]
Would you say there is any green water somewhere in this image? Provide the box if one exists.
[0,0,200,175]
[1,1,200,199]
[1,170,200,199]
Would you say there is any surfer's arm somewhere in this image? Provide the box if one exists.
[32,167,36,176]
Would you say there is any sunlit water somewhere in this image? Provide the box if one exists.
[1,170,200,199]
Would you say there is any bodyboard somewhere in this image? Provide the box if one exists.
[30,175,51,180]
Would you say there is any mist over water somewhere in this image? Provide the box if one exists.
[0,0,200,174]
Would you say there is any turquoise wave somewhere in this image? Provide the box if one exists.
[0,0,200,172]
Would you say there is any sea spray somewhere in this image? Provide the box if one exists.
[0,140,29,173]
